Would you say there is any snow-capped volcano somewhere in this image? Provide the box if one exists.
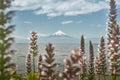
[48,30,71,39]
[39,30,79,43]
[53,30,66,36]
[49,30,70,38]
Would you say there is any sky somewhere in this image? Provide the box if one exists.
[11,0,120,42]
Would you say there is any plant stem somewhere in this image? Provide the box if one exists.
[33,56,35,73]
[98,74,100,80]
[103,73,106,80]
[112,74,116,80]
[1,53,4,79]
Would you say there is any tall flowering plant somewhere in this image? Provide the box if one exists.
[26,31,38,75]
[107,0,120,80]
[37,54,42,74]
[59,49,81,80]
[29,32,38,72]
[88,41,94,80]
[95,36,106,80]
[0,0,15,79]
[26,54,32,75]
[79,35,87,80]
[40,43,57,80]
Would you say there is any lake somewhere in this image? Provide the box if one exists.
[12,43,98,74]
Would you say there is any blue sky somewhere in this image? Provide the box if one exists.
[11,0,120,41]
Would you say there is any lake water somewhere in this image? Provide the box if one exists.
[12,43,98,74]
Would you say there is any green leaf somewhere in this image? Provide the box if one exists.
[9,69,16,76]
[26,72,40,80]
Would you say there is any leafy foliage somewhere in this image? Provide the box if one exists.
[26,72,40,80]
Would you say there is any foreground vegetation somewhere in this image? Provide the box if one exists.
[0,0,120,80]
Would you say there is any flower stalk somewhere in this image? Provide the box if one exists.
[88,41,94,80]
[0,0,15,79]
[79,35,87,80]
[26,54,32,75]
[38,54,42,73]
[60,49,81,80]
[40,43,57,80]
[95,36,106,80]
[107,0,120,80]
[29,32,38,73]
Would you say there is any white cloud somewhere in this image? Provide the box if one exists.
[12,0,120,17]
[11,0,41,11]
[61,20,73,24]
[61,20,82,24]
[24,21,32,24]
